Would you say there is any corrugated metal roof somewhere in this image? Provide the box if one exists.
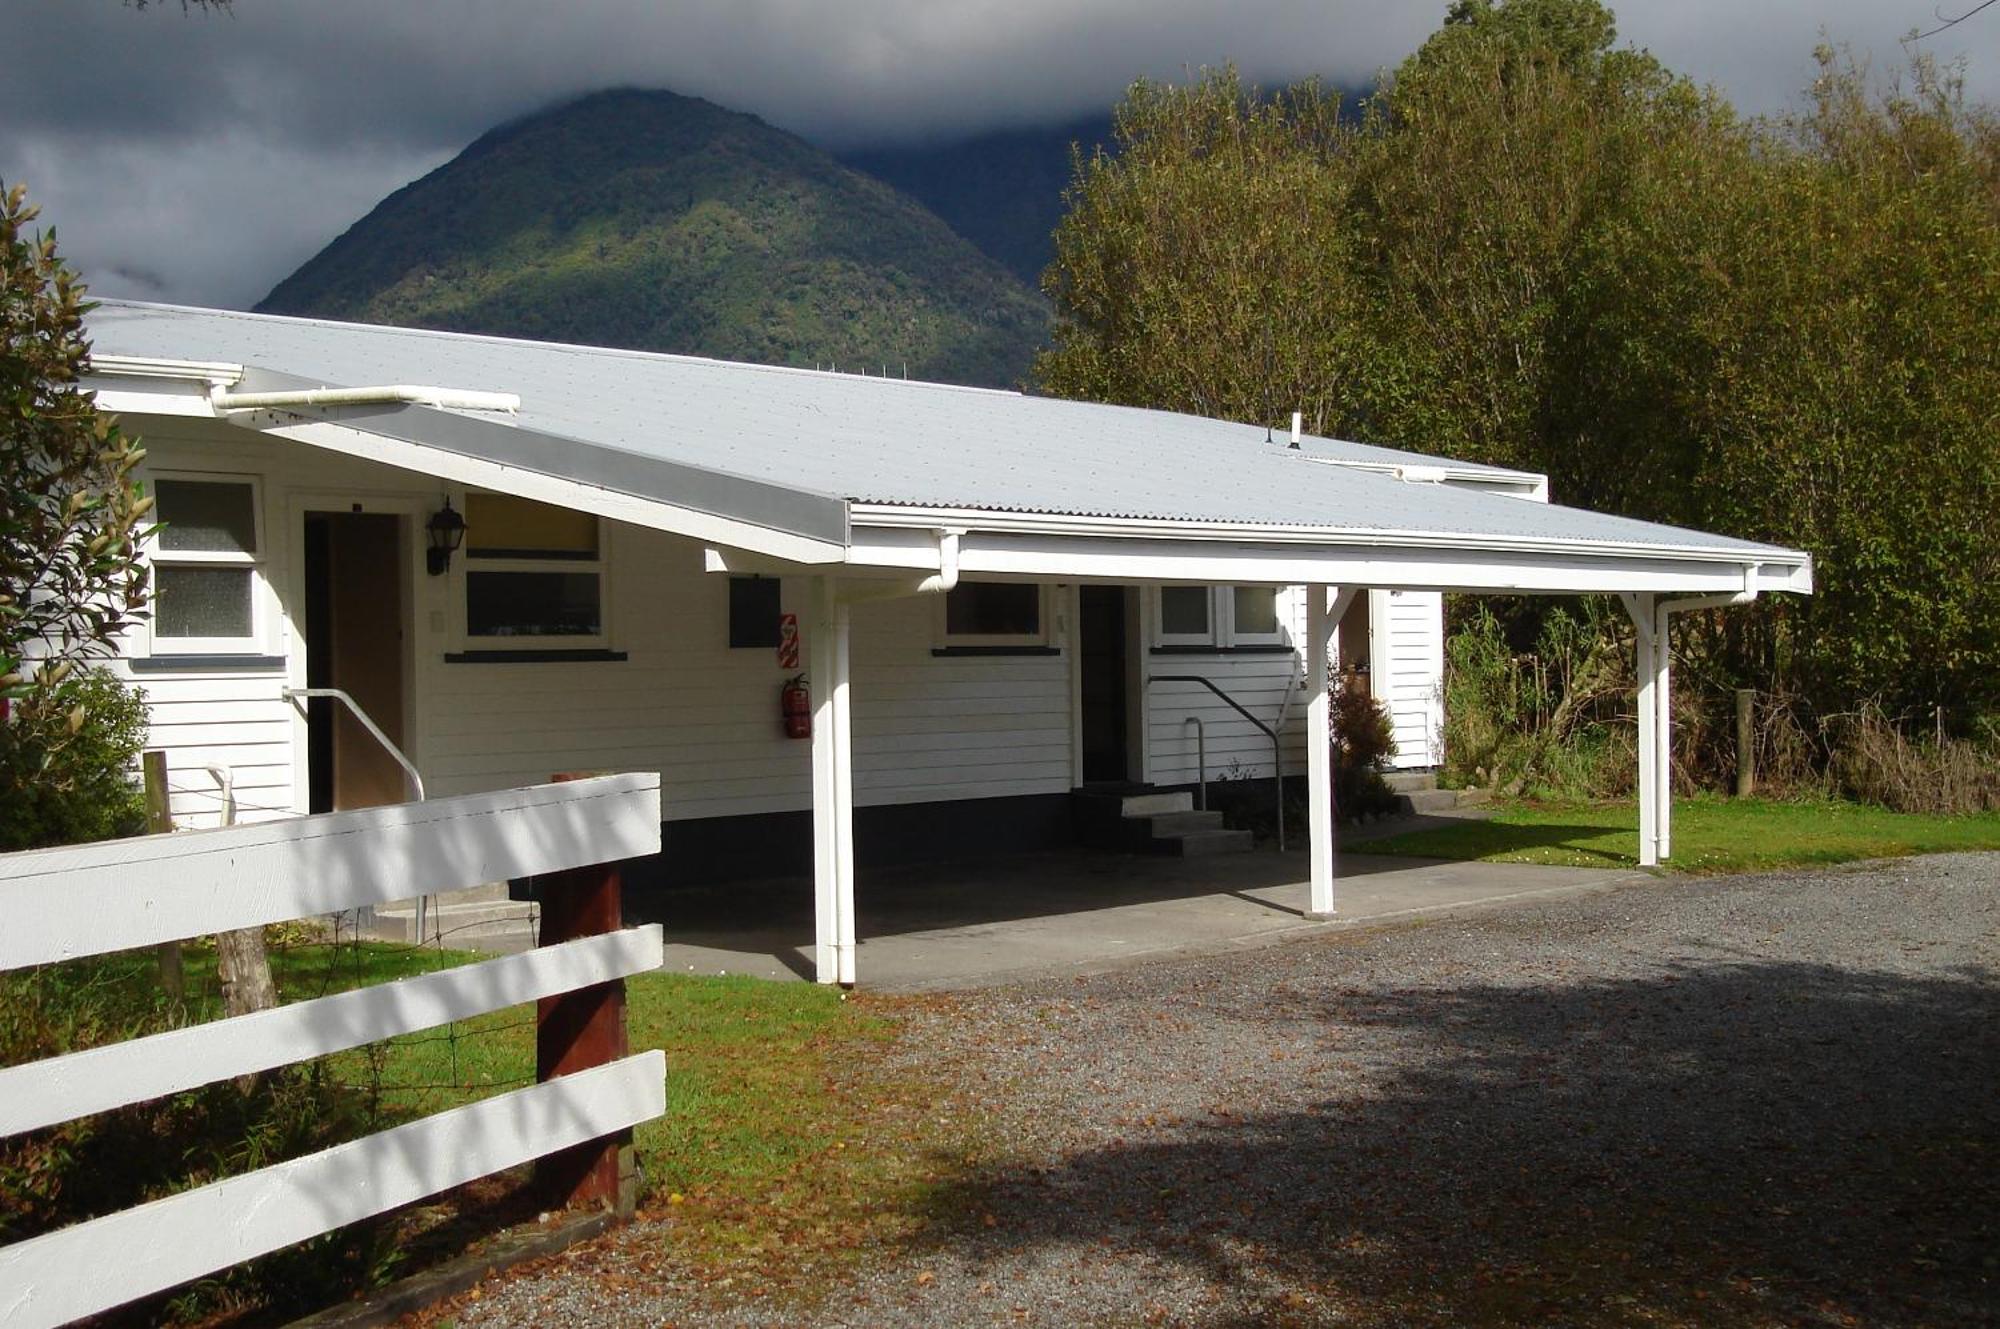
[86,301,1796,561]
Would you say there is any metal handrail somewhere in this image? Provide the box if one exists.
[1149,674,1286,850]
[281,688,424,802]
[1182,716,1207,811]
[281,687,429,939]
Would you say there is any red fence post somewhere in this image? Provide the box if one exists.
[534,772,637,1215]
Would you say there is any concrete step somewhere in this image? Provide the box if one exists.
[1145,809,1228,836]
[374,894,538,948]
[1383,770,1440,794]
[1398,788,1463,815]
[1120,791,1195,818]
[1156,827,1255,857]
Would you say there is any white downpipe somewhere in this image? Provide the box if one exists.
[210,384,521,414]
[837,527,964,604]
[1305,584,1339,917]
[915,527,962,594]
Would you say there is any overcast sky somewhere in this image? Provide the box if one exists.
[5,1,1992,308]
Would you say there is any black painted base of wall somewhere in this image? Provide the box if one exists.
[516,792,1078,898]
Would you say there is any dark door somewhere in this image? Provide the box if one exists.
[1078,585,1129,783]
[304,512,406,813]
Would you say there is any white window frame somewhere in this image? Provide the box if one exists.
[142,470,272,657]
[1154,585,1218,647]
[936,581,1049,648]
[454,489,613,652]
[1226,585,1289,647]
[1150,585,1292,649]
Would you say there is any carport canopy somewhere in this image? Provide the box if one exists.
[84,301,1814,984]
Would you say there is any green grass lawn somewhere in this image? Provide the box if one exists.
[7,939,954,1311]
[1364,795,2000,872]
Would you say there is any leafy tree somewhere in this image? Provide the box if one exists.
[1039,2,2000,749]
[2,181,152,703]
[2,180,154,847]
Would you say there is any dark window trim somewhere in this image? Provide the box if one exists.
[443,649,629,664]
[130,654,288,674]
[465,547,599,561]
[931,645,1062,657]
[1148,644,1297,656]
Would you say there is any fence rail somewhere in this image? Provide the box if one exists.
[0,772,665,1329]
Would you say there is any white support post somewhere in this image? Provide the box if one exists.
[809,577,842,983]
[1654,600,1673,862]
[1622,593,1660,868]
[1305,584,1339,918]
[831,596,857,987]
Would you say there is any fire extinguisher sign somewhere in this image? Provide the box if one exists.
[777,613,800,670]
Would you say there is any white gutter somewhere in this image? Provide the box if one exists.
[209,384,521,414]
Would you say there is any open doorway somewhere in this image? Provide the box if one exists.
[1078,584,1132,783]
[303,511,408,813]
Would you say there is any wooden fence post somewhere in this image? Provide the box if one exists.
[1734,689,1756,798]
[141,751,184,1001]
[533,772,637,1216]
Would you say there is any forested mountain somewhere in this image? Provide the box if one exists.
[840,115,1114,287]
[259,90,1049,387]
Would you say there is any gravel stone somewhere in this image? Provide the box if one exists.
[448,853,1999,1327]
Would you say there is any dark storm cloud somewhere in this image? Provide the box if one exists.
[3,1,1991,307]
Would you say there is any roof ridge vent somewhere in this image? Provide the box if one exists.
[1394,464,1451,484]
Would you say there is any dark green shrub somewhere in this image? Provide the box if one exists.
[0,949,404,1323]
[0,666,149,851]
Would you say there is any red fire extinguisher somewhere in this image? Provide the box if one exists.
[781,673,811,739]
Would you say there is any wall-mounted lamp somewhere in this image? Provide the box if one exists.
[425,499,466,576]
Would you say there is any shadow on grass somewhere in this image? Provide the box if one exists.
[1365,819,1637,868]
[919,958,1999,1326]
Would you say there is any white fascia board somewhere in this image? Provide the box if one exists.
[85,374,233,420]
[849,505,1807,573]
[86,355,245,385]
[251,415,847,564]
[843,520,1809,596]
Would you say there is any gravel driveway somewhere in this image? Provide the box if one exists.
[449,853,1998,1327]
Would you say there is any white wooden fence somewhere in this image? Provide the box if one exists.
[0,773,666,1329]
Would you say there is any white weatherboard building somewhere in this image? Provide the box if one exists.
[81,302,1811,984]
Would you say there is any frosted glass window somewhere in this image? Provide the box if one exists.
[467,572,602,637]
[155,480,257,554]
[1233,587,1281,638]
[1160,586,1211,637]
[154,565,253,639]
